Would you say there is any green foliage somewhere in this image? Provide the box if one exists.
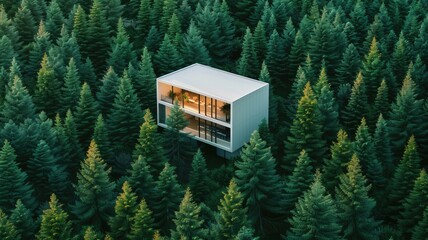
[74,82,99,149]
[180,22,211,66]
[286,172,342,240]
[127,155,156,208]
[235,130,283,235]
[412,206,428,240]
[71,140,115,229]
[373,115,394,178]
[265,30,286,94]
[109,181,138,239]
[153,163,183,234]
[60,58,81,113]
[0,209,20,240]
[9,200,35,239]
[96,67,120,116]
[189,149,211,203]
[336,43,361,90]
[217,179,248,239]
[237,27,258,78]
[36,194,73,240]
[107,18,137,74]
[128,199,155,240]
[0,36,16,70]
[1,76,36,124]
[283,82,327,172]
[171,188,204,239]
[64,110,84,172]
[154,34,183,75]
[107,72,143,153]
[335,155,380,239]
[27,20,52,85]
[92,114,112,161]
[45,0,64,41]
[14,4,37,49]
[135,47,157,113]
[283,150,314,216]
[0,140,36,212]
[362,37,384,102]
[398,169,428,238]
[133,109,167,176]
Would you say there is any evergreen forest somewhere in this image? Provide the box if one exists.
[0,0,428,239]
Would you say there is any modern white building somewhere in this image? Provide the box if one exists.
[157,63,269,157]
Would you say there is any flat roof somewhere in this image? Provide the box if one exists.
[158,63,268,102]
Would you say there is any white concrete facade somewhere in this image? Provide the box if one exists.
[157,63,269,153]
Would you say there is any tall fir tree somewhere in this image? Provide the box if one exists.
[391,32,410,85]
[171,188,204,240]
[135,47,157,113]
[107,72,143,153]
[109,181,138,239]
[154,34,183,76]
[217,178,248,239]
[342,72,369,136]
[72,5,88,57]
[188,149,211,203]
[286,172,342,240]
[259,62,278,129]
[0,140,36,212]
[127,155,157,209]
[96,67,120,116]
[235,130,283,235]
[398,169,428,238]
[152,163,183,234]
[282,150,314,216]
[362,37,384,102]
[92,114,112,162]
[412,206,428,240]
[265,30,286,94]
[1,76,36,125]
[180,22,211,66]
[34,54,61,117]
[13,3,37,51]
[335,43,361,90]
[128,199,155,240]
[283,82,327,172]
[371,79,389,126]
[74,82,99,149]
[107,18,137,74]
[373,114,394,177]
[237,27,259,79]
[0,209,20,240]
[386,136,421,220]
[9,200,35,239]
[45,0,64,41]
[60,58,81,114]
[64,110,84,173]
[335,154,380,239]
[133,109,167,176]
[36,194,73,240]
[134,0,152,49]
[71,140,116,229]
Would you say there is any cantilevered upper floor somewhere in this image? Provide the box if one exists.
[157,64,269,153]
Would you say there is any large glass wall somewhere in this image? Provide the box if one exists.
[159,103,230,148]
[158,83,231,123]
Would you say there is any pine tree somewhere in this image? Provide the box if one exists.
[353,118,385,194]
[391,32,410,85]
[92,114,112,162]
[86,0,110,75]
[127,155,156,208]
[134,0,151,49]
[171,188,204,239]
[107,18,137,74]
[373,115,394,178]
[9,200,35,239]
[71,140,116,229]
[13,3,37,49]
[133,109,167,176]
[154,34,183,75]
[335,43,361,90]
[237,27,259,79]
[335,154,380,239]
[342,72,369,136]
[34,54,61,117]
[101,0,124,31]
[109,181,138,239]
[145,26,162,53]
[135,47,157,113]
[387,136,421,220]
[412,206,428,240]
[217,178,248,239]
[0,209,20,240]
[163,101,193,181]
[60,58,81,113]
[362,37,384,102]
[398,169,428,238]
[283,82,327,172]
[189,149,210,203]
[167,13,183,47]
[259,62,278,129]
[286,172,342,240]
[83,226,102,240]
[371,79,389,125]
[27,140,57,201]
[64,110,84,173]
[235,130,283,234]
[314,68,340,144]
[349,0,368,50]
[265,30,286,94]
[36,194,73,240]
[257,118,277,157]
[74,82,99,149]
[72,5,88,56]
[128,199,155,240]
[152,163,183,234]
[411,55,428,99]
[0,140,36,212]
[1,76,36,125]
[253,21,267,64]
[45,0,64,41]
[96,67,119,116]
[0,36,15,71]
[180,22,211,66]
[283,150,314,216]
[283,67,308,134]
[107,72,143,153]
[388,72,428,160]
